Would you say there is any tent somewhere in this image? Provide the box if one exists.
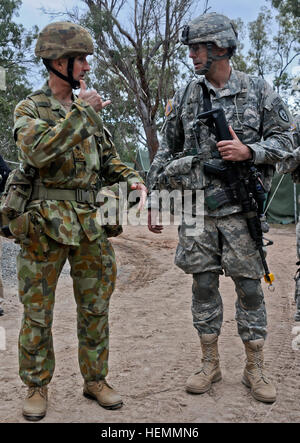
[134,148,150,180]
[266,172,300,224]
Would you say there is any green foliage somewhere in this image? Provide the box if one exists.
[270,0,300,17]
[231,18,254,74]
[247,8,274,78]
[246,3,299,100]
[0,0,37,161]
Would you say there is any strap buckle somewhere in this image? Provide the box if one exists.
[76,189,95,204]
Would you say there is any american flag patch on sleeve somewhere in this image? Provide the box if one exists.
[165,99,173,116]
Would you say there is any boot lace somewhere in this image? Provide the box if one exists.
[250,350,269,384]
[88,379,110,392]
[196,346,217,375]
[27,386,47,399]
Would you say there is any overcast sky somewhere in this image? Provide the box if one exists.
[16,0,271,30]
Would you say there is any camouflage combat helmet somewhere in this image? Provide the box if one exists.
[35,21,94,89]
[181,12,238,75]
[35,21,94,59]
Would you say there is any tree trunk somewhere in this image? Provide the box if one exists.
[143,120,159,163]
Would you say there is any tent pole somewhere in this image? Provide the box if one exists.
[294,183,298,223]
[264,174,285,215]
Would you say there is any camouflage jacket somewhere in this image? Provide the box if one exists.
[13,82,144,245]
[147,69,294,216]
[277,115,300,182]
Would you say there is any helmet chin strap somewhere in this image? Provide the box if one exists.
[194,42,231,76]
[44,57,80,89]
[67,57,80,89]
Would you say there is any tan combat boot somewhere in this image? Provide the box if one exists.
[186,333,222,394]
[83,379,123,409]
[22,386,48,421]
[242,339,276,403]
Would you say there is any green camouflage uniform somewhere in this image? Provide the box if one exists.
[13,83,144,387]
[147,69,294,341]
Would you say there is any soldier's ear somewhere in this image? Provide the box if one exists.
[214,46,227,57]
[52,58,68,73]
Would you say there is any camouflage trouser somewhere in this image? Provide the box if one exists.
[175,213,267,342]
[17,230,117,387]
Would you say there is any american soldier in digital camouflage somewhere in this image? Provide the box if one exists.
[11,21,147,421]
[147,12,294,404]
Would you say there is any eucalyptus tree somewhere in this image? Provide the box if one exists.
[0,0,38,161]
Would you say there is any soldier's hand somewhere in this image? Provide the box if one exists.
[130,183,148,211]
[148,208,163,234]
[78,80,111,112]
[217,126,253,161]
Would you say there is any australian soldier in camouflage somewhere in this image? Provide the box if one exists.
[147,12,294,404]
[12,21,147,421]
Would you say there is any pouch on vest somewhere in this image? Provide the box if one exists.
[157,155,205,191]
[96,184,123,237]
[204,187,231,210]
[8,211,31,244]
[9,210,50,260]
[0,166,35,220]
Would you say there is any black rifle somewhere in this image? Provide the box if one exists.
[195,108,274,288]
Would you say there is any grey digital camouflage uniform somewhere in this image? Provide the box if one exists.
[147,68,294,341]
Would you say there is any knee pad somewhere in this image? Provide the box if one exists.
[192,272,220,303]
[234,277,264,310]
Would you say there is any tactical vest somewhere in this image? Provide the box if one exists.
[27,90,122,237]
[0,90,123,238]
[27,90,100,204]
[27,90,57,126]
[173,75,275,192]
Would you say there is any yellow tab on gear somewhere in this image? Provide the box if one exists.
[264,273,275,284]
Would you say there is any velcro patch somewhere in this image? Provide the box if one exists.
[278,107,290,122]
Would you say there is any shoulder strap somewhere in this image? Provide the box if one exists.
[232,73,249,141]
[27,90,56,126]
[199,82,212,112]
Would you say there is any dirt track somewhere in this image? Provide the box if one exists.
[1,223,300,423]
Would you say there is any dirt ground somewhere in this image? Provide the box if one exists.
[1,222,300,423]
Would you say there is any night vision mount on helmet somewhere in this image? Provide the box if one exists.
[35,21,94,89]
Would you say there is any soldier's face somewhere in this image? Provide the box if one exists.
[188,43,208,72]
[72,55,91,81]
